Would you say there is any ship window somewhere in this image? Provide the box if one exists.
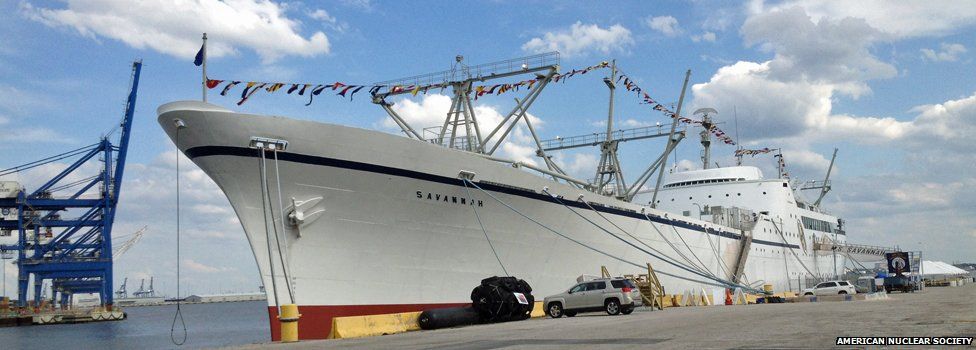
[725,194,729,197]
[763,192,767,195]
[708,195,712,198]
[683,211,691,217]
[689,197,693,200]
[737,193,741,196]
[671,198,674,201]
[783,183,788,187]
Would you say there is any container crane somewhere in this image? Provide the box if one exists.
[0,61,141,310]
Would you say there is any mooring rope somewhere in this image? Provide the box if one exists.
[574,196,719,280]
[770,218,822,283]
[641,213,717,279]
[701,225,734,279]
[461,179,509,276]
[267,148,295,304]
[257,149,281,313]
[463,179,735,289]
[170,127,187,346]
[542,190,751,290]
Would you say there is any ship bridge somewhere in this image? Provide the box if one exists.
[662,166,765,189]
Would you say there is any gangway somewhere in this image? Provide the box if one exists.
[0,61,141,309]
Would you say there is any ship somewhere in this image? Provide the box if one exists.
[157,54,857,340]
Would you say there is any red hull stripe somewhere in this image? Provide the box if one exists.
[266,303,469,340]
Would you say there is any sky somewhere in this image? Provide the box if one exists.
[1,0,975,297]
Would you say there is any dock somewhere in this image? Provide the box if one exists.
[228,283,976,349]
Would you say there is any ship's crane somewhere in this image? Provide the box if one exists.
[0,61,141,309]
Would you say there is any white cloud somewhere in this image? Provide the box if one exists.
[553,153,598,180]
[674,159,700,172]
[308,8,348,33]
[693,0,976,261]
[921,43,967,62]
[644,15,682,37]
[742,6,896,89]
[522,22,633,57]
[22,0,331,64]
[184,258,234,273]
[620,118,653,128]
[762,0,976,38]
[340,0,374,12]
[308,9,336,24]
[383,94,544,165]
[691,31,716,43]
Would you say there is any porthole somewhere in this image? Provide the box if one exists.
[763,191,767,195]
[688,197,693,200]
[708,195,712,198]
[725,194,729,197]
[737,193,741,196]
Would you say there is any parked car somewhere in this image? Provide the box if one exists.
[802,280,857,296]
[544,278,642,318]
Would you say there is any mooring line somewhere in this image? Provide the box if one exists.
[770,218,821,283]
[462,179,509,276]
[170,127,187,346]
[266,149,295,304]
[641,213,718,279]
[257,150,281,313]
[464,179,732,288]
[543,190,746,290]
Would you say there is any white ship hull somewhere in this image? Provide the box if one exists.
[157,101,843,340]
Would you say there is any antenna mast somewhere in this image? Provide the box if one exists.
[693,108,718,170]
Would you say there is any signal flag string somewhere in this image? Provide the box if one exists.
[198,56,733,144]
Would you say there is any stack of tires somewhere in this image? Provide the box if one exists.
[471,276,535,322]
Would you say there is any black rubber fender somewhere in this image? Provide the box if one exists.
[418,306,481,330]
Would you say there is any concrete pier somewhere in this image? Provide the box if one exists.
[229,284,975,349]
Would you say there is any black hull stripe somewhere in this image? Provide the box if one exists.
[186,146,799,249]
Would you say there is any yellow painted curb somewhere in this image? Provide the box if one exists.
[329,311,421,339]
[531,301,545,318]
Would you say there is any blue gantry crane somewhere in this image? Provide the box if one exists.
[0,61,141,310]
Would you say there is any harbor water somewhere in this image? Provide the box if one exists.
[0,301,270,349]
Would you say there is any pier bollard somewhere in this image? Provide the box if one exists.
[279,304,301,343]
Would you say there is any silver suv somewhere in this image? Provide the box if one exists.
[544,278,642,317]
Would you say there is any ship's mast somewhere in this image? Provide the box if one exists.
[693,108,718,170]
[371,52,560,159]
[650,70,691,208]
[593,60,628,197]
